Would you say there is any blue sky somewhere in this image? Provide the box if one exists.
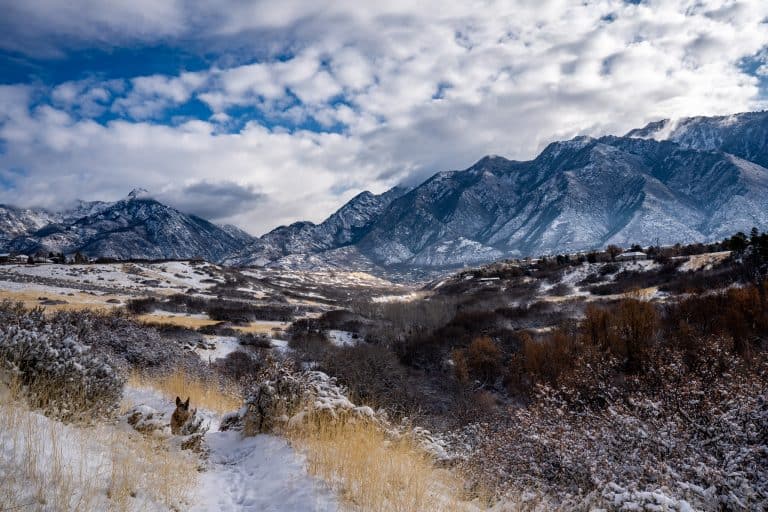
[0,0,766,234]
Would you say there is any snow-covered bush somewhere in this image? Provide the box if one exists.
[0,301,122,420]
[464,336,768,510]
[50,308,193,371]
[223,362,376,435]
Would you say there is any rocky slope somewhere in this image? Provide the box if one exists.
[626,111,768,168]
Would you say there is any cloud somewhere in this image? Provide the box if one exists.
[112,72,207,119]
[0,0,767,234]
[0,0,185,57]
[50,78,124,117]
[157,180,266,221]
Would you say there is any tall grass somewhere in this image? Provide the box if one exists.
[128,368,242,416]
[288,412,478,512]
[0,379,197,511]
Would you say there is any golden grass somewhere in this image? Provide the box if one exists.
[136,313,289,335]
[624,286,658,300]
[289,413,478,512]
[137,313,220,329]
[128,368,242,416]
[0,288,126,313]
[0,379,197,511]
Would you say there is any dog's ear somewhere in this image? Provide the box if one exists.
[176,396,182,407]
[184,397,190,409]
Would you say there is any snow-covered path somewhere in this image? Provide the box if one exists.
[124,385,339,512]
[193,432,337,511]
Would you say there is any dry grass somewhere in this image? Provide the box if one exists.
[0,378,197,511]
[137,313,220,329]
[289,413,479,512]
[0,288,126,312]
[234,320,290,334]
[137,313,288,335]
[128,368,242,416]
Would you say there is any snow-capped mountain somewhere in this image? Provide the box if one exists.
[240,111,768,270]
[3,111,767,270]
[225,186,408,266]
[626,111,768,168]
[353,135,768,266]
[0,189,255,261]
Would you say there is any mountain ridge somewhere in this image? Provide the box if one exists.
[0,191,255,262]
[2,110,768,272]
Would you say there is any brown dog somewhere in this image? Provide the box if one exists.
[171,396,192,435]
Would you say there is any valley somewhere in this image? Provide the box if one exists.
[1,228,765,510]
[4,3,768,509]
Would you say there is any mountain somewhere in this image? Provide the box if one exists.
[626,111,768,168]
[225,186,408,266]
[3,111,767,271]
[0,189,255,261]
[237,110,768,270]
[354,135,768,265]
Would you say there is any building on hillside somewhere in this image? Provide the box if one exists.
[615,251,647,262]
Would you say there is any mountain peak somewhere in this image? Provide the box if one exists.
[127,188,151,200]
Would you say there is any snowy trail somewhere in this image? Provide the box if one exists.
[124,385,339,512]
[193,432,337,512]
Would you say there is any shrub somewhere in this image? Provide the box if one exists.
[126,296,158,314]
[466,336,504,385]
[612,299,657,370]
[665,286,768,357]
[318,344,418,417]
[450,348,469,384]
[213,350,265,384]
[465,340,768,510]
[549,283,573,296]
[521,330,573,385]
[581,304,614,349]
[51,308,194,371]
[237,332,273,349]
[0,302,123,420]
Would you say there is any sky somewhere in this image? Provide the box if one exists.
[0,0,766,235]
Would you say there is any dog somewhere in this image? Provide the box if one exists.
[171,396,195,435]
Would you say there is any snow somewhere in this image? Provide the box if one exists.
[372,291,423,303]
[270,338,290,352]
[539,262,592,297]
[0,261,222,295]
[192,433,338,512]
[152,309,209,319]
[678,251,731,272]
[194,335,242,362]
[123,384,340,511]
[0,404,173,511]
[328,330,356,347]
[619,259,659,272]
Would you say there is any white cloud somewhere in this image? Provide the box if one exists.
[0,0,767,234]
[112,72,207,119]
[50,78,124,118]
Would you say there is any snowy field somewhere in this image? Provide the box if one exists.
[0,261,407,315]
